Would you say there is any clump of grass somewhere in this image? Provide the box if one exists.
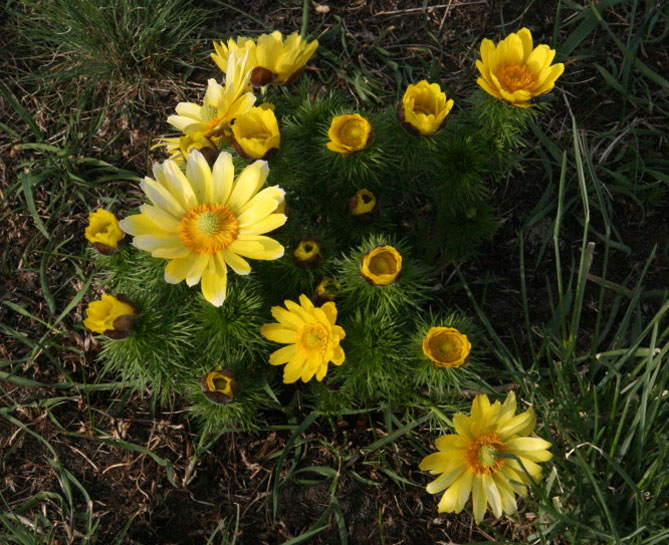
[12,0,205,102]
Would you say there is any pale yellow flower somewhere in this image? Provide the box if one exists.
[85,209,124,254]
[476,27,564,107]
[420,392,553,523]
[422,327,471,368]
[360,245,402,286]
[400,80,454,135]
[83,294,137,338]
[260,294,345,383]
[326,114,373,155]
[212,31,318,85]
[231,105,281,160]
[167,51,255,137]
[155,133,218,165]
[119,150,287,307]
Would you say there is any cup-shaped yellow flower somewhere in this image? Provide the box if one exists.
[230,106,281,160]
[85,209,125,255]
[360,245,402,286]
[476,27,564,108]
[168,51,255,138]
[212,31,318,86]
[83,294,137,339]
[422,327,471,368]
[292,238,322,270]
[326,114,373,156]
[420,392,553,523]
[119,149,287,307]
[347,188,376,217]
[399,80,454,136]
[260,294,345,383]
[200,368,241,405]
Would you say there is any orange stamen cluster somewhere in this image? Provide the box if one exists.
[497,65,537,92]
[179,203,239,254]
[465,432,506,475]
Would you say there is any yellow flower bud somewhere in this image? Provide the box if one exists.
[292,238,322,270]
[230,105,281,160]
[360,245,402,286]
[85,209,125,255]
[200,368,241,404]
[326,114,373,155]
[422,326,471,368]
[83,294,137,339]
[399,80,454,136]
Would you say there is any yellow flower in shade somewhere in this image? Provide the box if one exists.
[212,31,318,86]
[399,80,454,136]
[231,105,281,160]
[360,245,402,286]
[155,132,218,166]
[260,294,346,383]
[83,294,137,339]
[348,188,376,216]
[476,27,565,108]
[326,114,373,155]
[85,209,125,255]
[119,150,287,307]
[292,238,322,270]
[313,277,341,305]
[200,368,241,404]
[422,327,471,368]
[419,392,553,523]
[167,51,255,138]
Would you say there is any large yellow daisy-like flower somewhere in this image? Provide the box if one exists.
[119,150,287,307]
[212,31,318,86]
[476,27,564,108]
[419,392,552,523]
[260,294,345,383]
[167,51,256,137]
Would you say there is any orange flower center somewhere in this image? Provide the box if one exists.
[497,64,536,92]
[179,204,239,254]
[465,432,506,475]
[297,323,329,354]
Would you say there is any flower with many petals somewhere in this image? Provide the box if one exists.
[83,294,137,339]
[419,392,552,523]
[326,114,373,155]
[476,27,564,108]
[360,245,402,286]
[167,51,255,138]
[260,294,345,383]
[422,326,471,368]
[85,209,125,254]
[212,31,318,86]
[230,105,281,160]
[120,150,286,307]
[399,80,454,136]
[155,132,218,166]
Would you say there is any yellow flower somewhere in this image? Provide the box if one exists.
[260,294,346,383]
[422,327,471,368]
[313,277,340,305]
[360,245,402,286]
[231,105,281,160]
[83,294,137,339]
[119,150,287,307]
[400,80,454,135]
[200,368,241,404]
[476,27,564,108]
[212,31,318,86]
[155,132,218,165]
[326,114,373,155]
[348,188,376,216]
[85,209,125,254]
[167,51,255,137]
[419,392,553,523]
[292,238,322,270]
